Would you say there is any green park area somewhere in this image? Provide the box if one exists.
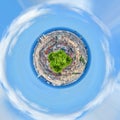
[79,55,85,64]
[48,50,72,73]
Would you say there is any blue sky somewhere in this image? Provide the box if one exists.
[0,0,23,39]
[0,0,120,120]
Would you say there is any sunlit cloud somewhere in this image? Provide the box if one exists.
[101,39,115,85]
[82,71,120,120]
[48,0,92,13]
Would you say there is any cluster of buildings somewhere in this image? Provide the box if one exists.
[33,30,88,86]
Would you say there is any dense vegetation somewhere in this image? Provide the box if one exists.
[48,50,72,73]
[79,55,85,64]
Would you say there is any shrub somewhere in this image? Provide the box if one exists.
[48,50,72,73]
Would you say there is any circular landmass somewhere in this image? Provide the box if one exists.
[33,28,88,86]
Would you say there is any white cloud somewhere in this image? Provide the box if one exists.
[48,0,92,13]
[81,72,120,120]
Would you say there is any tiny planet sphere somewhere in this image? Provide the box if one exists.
[33,28,88,86]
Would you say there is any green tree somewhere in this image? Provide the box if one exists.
[80,55,85,64]
[48,50,72,73]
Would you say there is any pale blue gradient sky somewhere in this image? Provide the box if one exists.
[0,0,120,120]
